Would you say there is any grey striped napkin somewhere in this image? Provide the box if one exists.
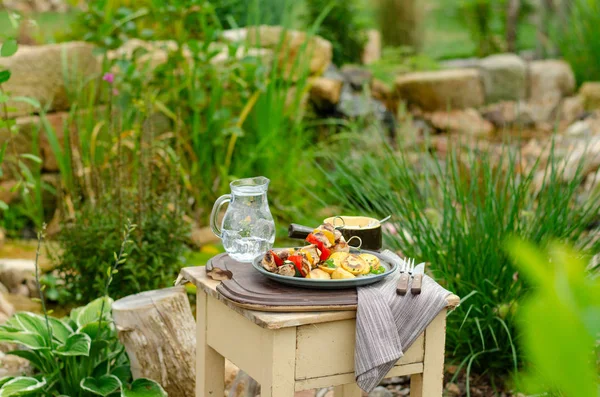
[355,250,451,392]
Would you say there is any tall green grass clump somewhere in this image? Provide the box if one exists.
[304,0,368,65]
[320,135,600,379]
[553,0,600,84]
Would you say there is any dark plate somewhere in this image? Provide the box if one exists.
[252,248,398,289]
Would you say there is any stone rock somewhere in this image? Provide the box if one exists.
[481,101,536,128]
[0,293,14,321]
[529,60,576,103]
[579,82,600,110]
[395,69,485,111]
[0,42,101,118]
[560,95,585,125]
[440,58,480,69]
[362,29,381,65]
[445,382,462,396]
[0,181,19,206]
[425,108,494,136]
[0,259,36,298]
[0,349,33,378]
[108,39,273,71]
[224,26,333,79]
[479,53,527,103]
[368,386,393,397]
[190,226,220,248]
[371,79,395,113]
[310,77,343,106]
[322,64,344,81]
[565,115,600,137]
[3,0,70,13]
[337,84,388,120]
[341,65,373,91]
[558,135,600,180]
[224,359,239,392]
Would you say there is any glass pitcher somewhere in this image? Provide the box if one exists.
[210,176,276,262]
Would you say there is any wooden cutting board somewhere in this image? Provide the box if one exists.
[207,253,358,312]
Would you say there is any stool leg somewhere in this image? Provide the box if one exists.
[260,327,297,397]
[409,374,423,397]
[334,383,362,397]
[197,290,225,397]
[420,309,447,397]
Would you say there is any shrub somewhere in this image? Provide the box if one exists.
[304,0,368,65]
[320,134,600,379]
[53,190,189,304]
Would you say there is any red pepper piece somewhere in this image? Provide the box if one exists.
[270,250,283,267]
[306,233,320,246]
[319,245,331,261]
[288,255,305,277]
[306,233,331,261]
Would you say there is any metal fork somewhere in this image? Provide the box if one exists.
[396,257,414,295]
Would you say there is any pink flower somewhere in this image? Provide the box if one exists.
[112,88,119,95]
[102,73,115,84]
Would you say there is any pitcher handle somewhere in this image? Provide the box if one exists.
[210,194,231,238]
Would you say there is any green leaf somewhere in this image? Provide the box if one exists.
[76,297,113,327]
[110,366,132,384]
[54,333,91,356]
[0,40,18,57]
[19,154,42,164]
[0,142,7,164]
[0,201,7,211]
[121,378,167,397]
[80,375,121,396]
[48,317,73,344]
[6,351,46,372]
[0,70,10,84]
[0,379,13,389]
[11,97,40,109]
[78,321,101,339]
[13,313,50,344]
[0,332,47,350]
[0,377,46,396]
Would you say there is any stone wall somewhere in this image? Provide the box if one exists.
[1,0,71,13]
[0,27,333,212]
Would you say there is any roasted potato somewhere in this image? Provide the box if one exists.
[331,267,356,279]
[359,253,380,274]
[319,252,348,274]
[306,268,331,280]
[341,254,369,275]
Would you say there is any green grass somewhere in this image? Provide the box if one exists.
[317,132,600,382]
[422,0,537,60]
[0,11,75,43]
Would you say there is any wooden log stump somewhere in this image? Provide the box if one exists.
[113,286,196,397]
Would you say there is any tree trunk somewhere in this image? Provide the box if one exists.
[377,0,424,51]
[113,287,196,397]
[506,0,521,53]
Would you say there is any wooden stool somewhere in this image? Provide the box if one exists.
[182,267,459,397]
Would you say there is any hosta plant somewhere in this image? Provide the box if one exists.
[0,298,166,396]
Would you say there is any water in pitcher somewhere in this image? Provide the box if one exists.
[211,177,276,262]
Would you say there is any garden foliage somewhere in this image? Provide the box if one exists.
[0,222,167,396]
[507,240,600,396]
[304,0,368,65]
[553,0,600,84]
[320,134,600,379]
